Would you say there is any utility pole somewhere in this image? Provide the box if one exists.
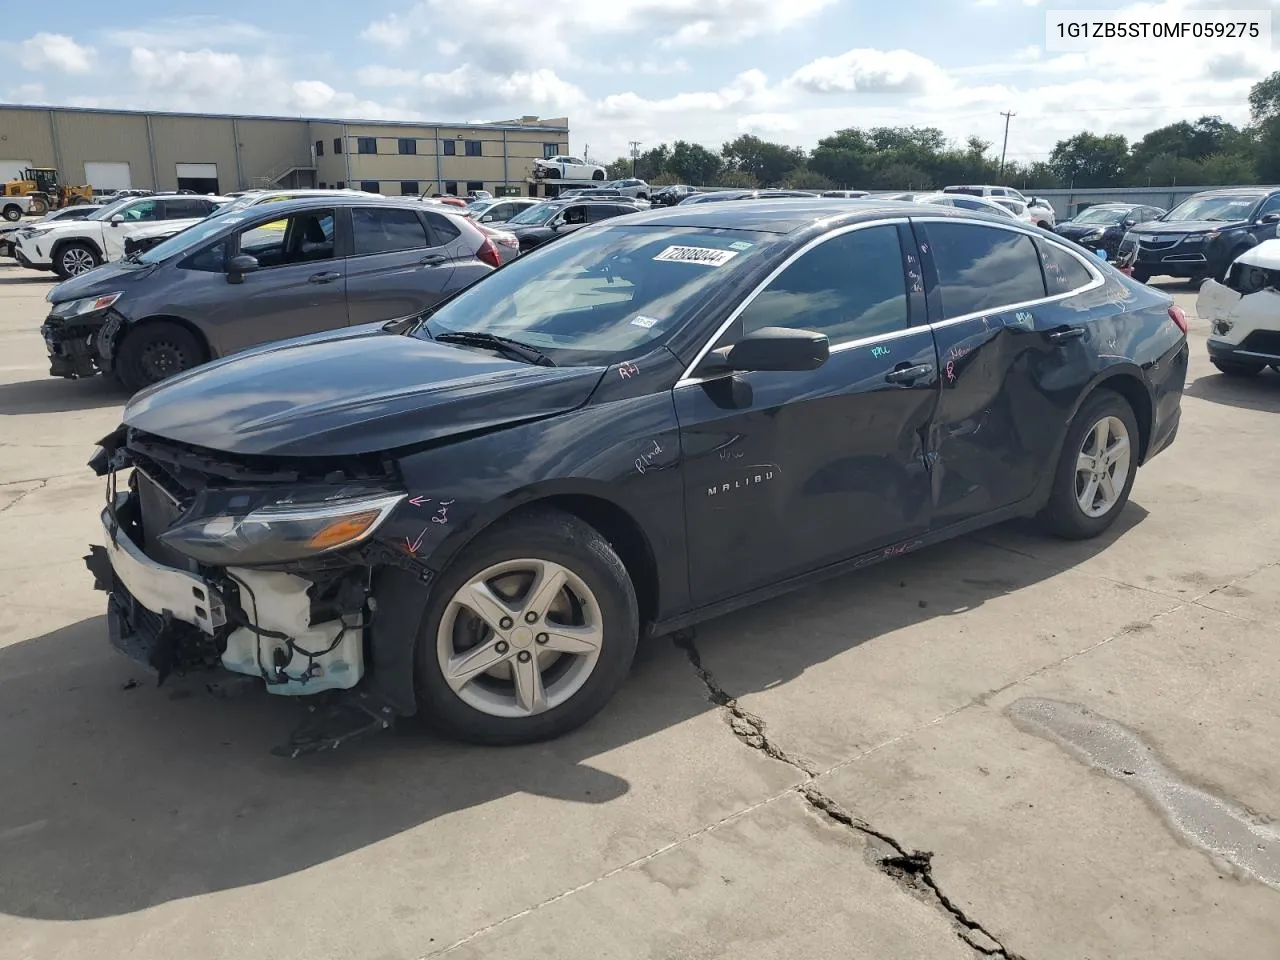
[629,140,641,177]
[998,111,1015,182]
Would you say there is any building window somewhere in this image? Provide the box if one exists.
[466,181,484,193]
[336,180,345,189]
[318,181,327,189]
[444,181,458,195]
[334,138,343,154]
[465,140,482,157]
[359,180,380,193]
[357,137,378,155]
[315,140,324,157]
[398,138,417,156]
[400,181,420,195]
[442,140,456,156]
[543,143,560,159]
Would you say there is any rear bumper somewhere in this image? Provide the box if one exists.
[1207,336,1280,366]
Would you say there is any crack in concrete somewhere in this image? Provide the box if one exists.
[0,478,47,515]
[672,630,1028,960]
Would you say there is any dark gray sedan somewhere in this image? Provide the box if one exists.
[40,196,500,391]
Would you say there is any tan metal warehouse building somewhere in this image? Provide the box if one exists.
[0,104,571,198]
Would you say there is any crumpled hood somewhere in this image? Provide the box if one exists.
[122,325,607,457]
[49,258,154,303]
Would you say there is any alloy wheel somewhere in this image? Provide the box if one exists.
[62,248,96,275]
[1075,415,1131,518]
[436,558,604,718]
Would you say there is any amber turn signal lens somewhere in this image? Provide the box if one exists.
[305,510,381,550]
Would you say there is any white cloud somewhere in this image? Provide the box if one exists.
[103,17,269,49]
[18,33,95,74]
[5,82,47,104]
[786,49,949,95]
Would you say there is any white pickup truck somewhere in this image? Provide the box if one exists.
[1,195,39,222]
[13,194,227,277]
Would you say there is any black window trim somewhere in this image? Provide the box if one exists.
[675,216,1105,387]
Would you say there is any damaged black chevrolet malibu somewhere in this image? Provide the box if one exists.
[85,199,1189,755]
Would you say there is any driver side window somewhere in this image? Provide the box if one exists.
[1257,194,1280,219]
[736,225,909,345]
[236,210,336,268]
[121,200,159,222]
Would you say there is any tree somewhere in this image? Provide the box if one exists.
[1049,133,1129,187]
[716,169,760,188]
[1250,71,1280,181]
[1248,70,1280,123]
[783,168,835,190]
[721,134,806,186]
[604,158,633,180]
[633,144,671,182]
[808,128,874,187]
[666,140,722,185]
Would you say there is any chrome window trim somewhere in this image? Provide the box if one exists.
[674,217,908,386]
[674,215,1106,387]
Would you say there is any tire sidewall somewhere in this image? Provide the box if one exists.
[1047,390,1140,539]
[117,322,202,392]
[413,511,639,744]
[2,206,21,223]
[56,243,98,279]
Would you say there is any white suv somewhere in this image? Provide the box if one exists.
[15,194,228,278]
[1198,238,1280,378]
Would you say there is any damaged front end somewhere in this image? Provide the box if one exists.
[1197,242,1280,366]
[86,426,433,756]
[41,302,118,379]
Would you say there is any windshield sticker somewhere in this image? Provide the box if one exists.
[630,315,659,329]
[728,241,754,251]
[653,245,739,267]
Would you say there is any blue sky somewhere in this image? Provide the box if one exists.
[2,0,1276,167]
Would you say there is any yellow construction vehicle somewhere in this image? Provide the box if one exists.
[2,168,95,217]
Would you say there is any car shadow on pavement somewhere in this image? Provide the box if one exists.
[0,505,1146,922]
[0,270,54,285]
[1184,369,1280,413]
[0,375,126,415]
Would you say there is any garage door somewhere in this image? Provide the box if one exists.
[0,161,34,182]
[84,162,132,191]
[175,162,219,194]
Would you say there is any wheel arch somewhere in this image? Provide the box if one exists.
[111,313,212,365]
[50,234,103,263]
[1071,366,1154,463]
[428,479,663,633]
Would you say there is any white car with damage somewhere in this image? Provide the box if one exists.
[1197,238,1280,377]
[14,194,229,278]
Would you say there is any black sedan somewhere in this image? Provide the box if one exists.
[85,199,1188,755]
[1055,203,1165,261]
[506,198,642,252]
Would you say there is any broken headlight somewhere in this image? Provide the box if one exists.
[49,292,123,319]
[159,491,406,565]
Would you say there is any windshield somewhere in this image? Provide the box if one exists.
[418,225,773,364]
[136,213,239,265]
[1163,194,1260,222]
[508,202,560,225]
[1074,206,1128,225]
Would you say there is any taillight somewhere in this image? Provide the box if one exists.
[477,237,502,268]
[1168,304,1187,334]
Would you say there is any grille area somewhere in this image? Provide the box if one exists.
[135,469,198,571]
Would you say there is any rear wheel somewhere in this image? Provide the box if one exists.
[1211,358,1264,377]
[1041,390,1139,540]
[414,508,639,745]
[1,204,22,222]
[592,170,605,181]
[115,321,205,392]
[54,242,100,278]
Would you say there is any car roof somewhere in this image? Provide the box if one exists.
[615,197,1017,235]
[1190,187,1274,197]
[221,195,456,217]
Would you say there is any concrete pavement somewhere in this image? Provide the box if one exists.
[0,263,1276,960]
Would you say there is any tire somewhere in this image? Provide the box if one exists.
[1211,358,1264,377]
[53,242,100,279]
[115,320,205,392]
[28,197,49,217]
[637,193,649,201]
[1040,389,1140,541]
[413,507,639,745]
[1,205,21,222]
[592,170,605,181]
[1131,268,1150,284]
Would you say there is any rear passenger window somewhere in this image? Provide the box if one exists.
[422,211,460,245]
[925,223,1046,318]
[739,225,908,343]
[352,207,430,255]
[1035,238,1095,294]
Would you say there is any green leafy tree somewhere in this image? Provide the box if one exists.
[666,140,722,185]
[716,169,761,188]
[1250,70,1280,181]
[721,134,807,186]
[1050,133,1129,187]
[604,158,633,180]
[808,128,874,187]
[633,144,671,182]
[783,168,835,190]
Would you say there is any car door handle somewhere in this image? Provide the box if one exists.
[885,363,934,384]
[1047,326,1085,343]
[419,253,448,265]
[308,271,342,284]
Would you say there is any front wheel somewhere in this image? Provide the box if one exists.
[1211,358,1264,377]
[115,321,204,392]
[591,170,605,181]
[1,204,22,222]
[54,242,100,278]
[414,508,639,745]
[1041,390,1139,540]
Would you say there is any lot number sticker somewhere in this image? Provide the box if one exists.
[653,245,739,267]
[630,315,659,328]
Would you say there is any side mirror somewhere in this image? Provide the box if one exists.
[109,214,124,226]
[226,253,260,283]
[1123,218,1136,227]
[1259,212,1280,224]
[705,326,829,374]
